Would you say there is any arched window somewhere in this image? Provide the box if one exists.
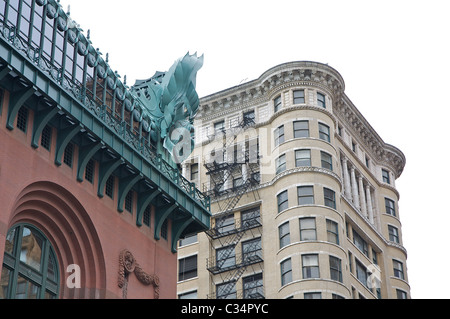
[1,224,59,299]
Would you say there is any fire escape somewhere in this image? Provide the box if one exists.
[203,116,264,299]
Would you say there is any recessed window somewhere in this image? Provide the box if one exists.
[178,255,197,281]
[321,151,333,171]
[293,120,309,138]
[293,90,305,105]
[85,159,95,184]
[323,188,336,209]
[274,95,282,113]
[304,292,322,299]
[243,110,255,125]
[385,198,396,216]
[190,163,198,181]
[326,219,339,245]
[16,106,29,132]
[318,123,330,142]
[275,154,286,175]
[63,142,74,167]
[299,217,316,241]
[143,205,151,227]
[353,230,369,257]
[382,169,391,184]
[277,190,289,213]
[317,92,326,108]
[1,224,60,299]
[298,186,314,205]
[295,149,311,167]
[329,256,343,282]
[274,125,285,147]
[216,245,235,270]
[160,219,168,240]
[105,175,115,198]
[279,222,290,249]
[41,125,52,150]
[388,225,399,243]
[302,254,319,279]
[281,258,292,286]
[214,121,225,135]
[393,260,404,280]
[125,191,133,213]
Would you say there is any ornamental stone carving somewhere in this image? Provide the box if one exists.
[118,249,160,299]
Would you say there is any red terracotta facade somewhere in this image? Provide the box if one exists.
[0,90,177,299]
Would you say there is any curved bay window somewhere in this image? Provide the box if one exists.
[1,224,59,299]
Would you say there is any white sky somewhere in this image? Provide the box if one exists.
[59,0,450,299]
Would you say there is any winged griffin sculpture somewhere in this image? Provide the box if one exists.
[131,53,204,167]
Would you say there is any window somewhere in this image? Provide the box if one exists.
[143,205,151,227]
[281,258,292,286]
[241,207,261,228]
[385,198,396,216]
[295,150,311,167]
[396,289,408,299]
[214,121,225,135]
[40,125,52,150]
[1,224,59,299]
[293,120,309,138]
[321,151,333,171]
[356,260,369,288]
[233,176,244,188]
[242,238,262,261]
[274,95,282,113]
[179,290,198,299]
[217,281,236,299]
[302,254,319,279]
[323,188,336,209]
[125,191,133,213]
[382,169,391,184]
[352,141,357,153]
[293,90,305,104]
[388,225,400,243]
[179,234,197,247]
[279,222,290,249]
[63,143,74,167]
[105,175,115,198]
[277,190,289,213]
[190,163,198,181]
[276,154,286,174]
[243,273,264,299]
[85,160,95,184]
[329,256,343,282]
[326,220,339,245]
[243,110,255,125]
[353,230,369,257]
[300,218,316,241]
[274,125,285,147]
[217,246,235,270]
[317,92,326,108]
[16,106,29,132]
[160,219,168,240]
[372,249,379,265]
[216,214,235,234]
[393,260,404,280]
[178,255,197,281]
[318,123,331,142]
[298,186,314,205]
[304,292,322,299]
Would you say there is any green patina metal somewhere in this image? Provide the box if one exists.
[0,0,210,252]
[131,53,203,168]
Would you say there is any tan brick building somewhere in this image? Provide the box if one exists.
[177,61,409,299]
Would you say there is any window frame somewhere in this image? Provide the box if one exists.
[1,224,60,299]
[277,190,289,213]
[293,120,309,138]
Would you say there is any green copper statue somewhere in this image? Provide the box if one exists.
[131,53,203,167]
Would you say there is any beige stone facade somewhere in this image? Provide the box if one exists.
[176,61,409,299]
